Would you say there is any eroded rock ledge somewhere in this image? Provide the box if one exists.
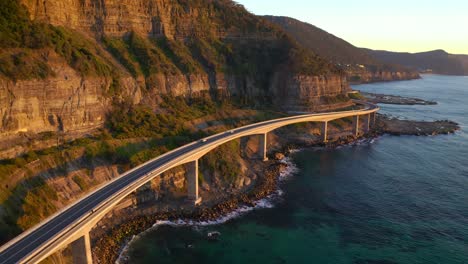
[375,114,460,136]
[361,92,437,105]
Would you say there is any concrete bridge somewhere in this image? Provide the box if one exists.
[0,101,378,264]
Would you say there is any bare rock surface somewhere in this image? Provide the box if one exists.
[376,114,459,136]
[361,91,437,105]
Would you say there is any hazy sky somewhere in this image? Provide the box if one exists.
[235,0,468,54]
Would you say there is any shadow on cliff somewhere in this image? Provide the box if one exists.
[0,154,115,245]
[0,134,204,245]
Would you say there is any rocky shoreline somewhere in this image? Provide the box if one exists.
[375,114,460,136]
[93,156,291,263]
[92,136,379,263]
[360,91,437,105]
[92,113,460,263]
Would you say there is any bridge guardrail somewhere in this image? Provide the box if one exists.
[0,100,379,263]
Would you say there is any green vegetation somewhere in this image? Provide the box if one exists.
[50,26,113,77]
[201,140,242,184]
[187,38,229,72]
[349,75,361,83]
[16,184,58,230]
[284,38,340,75]
[0,151,41,201]
[103,37,142,77]
[103,30,332,83]
[330,118,350,130]
[99,0,339,87]
[72,176,89,191]
[4,177,58,230]
[154,37,203,74]
[198,170,205,184]
[96,96,231,168]
[368,49,468,75]
[105,33,220,78]
[0,50,53,80]
[0,0,113,79]
[321,94,350,104]
[0,0,35,48]
[264,16,378,65]
[265,16,418,77]
[106,96,219,139]
[125,32,180,76]
[348,92,365,100]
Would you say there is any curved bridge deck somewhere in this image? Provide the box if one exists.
[0,101,378,264]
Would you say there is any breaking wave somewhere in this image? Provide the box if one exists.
[116,155,298,263]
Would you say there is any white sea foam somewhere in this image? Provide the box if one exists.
[116,154,299,263]
[278,156,299,180]
[340,136,379,148]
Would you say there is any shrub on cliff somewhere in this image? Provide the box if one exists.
[0,0,33,47]
[51,27,113,77]
[0,0,113,79]
[3,177,58,231]
[106,96,219,139]
[103,37,142,77]
[0,50,54,80]
[201,140,242,184]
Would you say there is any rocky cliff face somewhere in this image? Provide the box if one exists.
[366,71,420,83]
[347,68,421,84]
[271,74,351,111]
[0,0,350,151]
[0,49,140,138]
[21,0,218,39]
[1,50,106,135]
[0,66,349,150]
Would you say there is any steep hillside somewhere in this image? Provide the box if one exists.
[264,16,377,65]
[0,0,351,146]
[366,49,468,75]
[457,55,468,73]
[264,16,420,83]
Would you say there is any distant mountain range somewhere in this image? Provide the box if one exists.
[264,16,420,83]
[265,16,468,78]
[365,49,468,75]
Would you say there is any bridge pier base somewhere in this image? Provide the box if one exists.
[352,115,360,136]
[259,133,268,161]
[186,160,202,205]
[321,121,328,143]
[71,233,92,264]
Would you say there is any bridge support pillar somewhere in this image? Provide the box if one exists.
[259,133,268,161]
[352,115,360,136]
[186,160,202,205]
[321,122,328,143]
[365,114,371,133]
[71,233,92,264]
[370,112,376,128]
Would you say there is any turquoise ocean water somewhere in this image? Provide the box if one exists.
[125,75,468,264]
